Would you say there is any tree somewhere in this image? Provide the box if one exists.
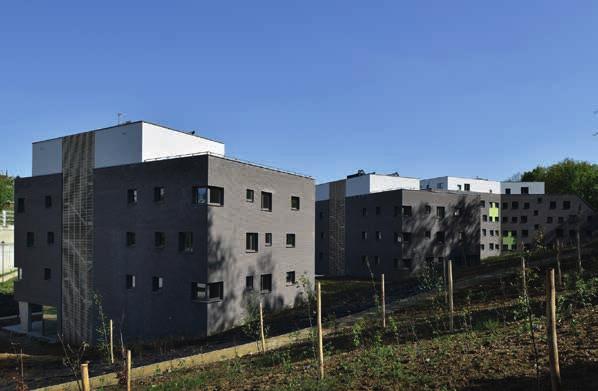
[521,159,598,209]
[0,173,14,209]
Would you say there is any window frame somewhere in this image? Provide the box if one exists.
[286,233,296,248]
[291,196,300,211]
[246,232,259,252]
[261,191,273,212]
[260,274,272,293]
[154,186,165,202]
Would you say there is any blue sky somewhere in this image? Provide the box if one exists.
[0,1,597,183]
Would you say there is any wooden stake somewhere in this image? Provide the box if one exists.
[259,301,266,353]
[521,256,528,298]
[443,258,448,304]
[80,363,90,391]
[447,259,454,332]
[381,274,386,329]
[556,240,563,288]
[546,269,561,391]
[126,349,132,391]
[109,319,114,364]
[316,282,324,380]
[577,231,583,275]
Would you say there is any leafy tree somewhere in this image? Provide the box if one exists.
[521,159,598,209]
[0,173,14,209]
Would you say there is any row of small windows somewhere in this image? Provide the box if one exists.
[361,205,449,219]
[361,255,446,271]
[26,232,55,247]
[359,230,451,243]
[17,196,53,213]
[246,232,296,251]
[125,187,300,212]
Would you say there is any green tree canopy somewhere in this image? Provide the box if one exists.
[521,159,598,210]
[0,173,14,209]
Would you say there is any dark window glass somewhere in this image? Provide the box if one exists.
[192,186,207,204]
[208,187,224,205]
[435,231,445,243]
[550,201,556,209]
[191,282,206,300]
[246,232,259,252]
[502,202,508,209]
[464,183,470,191]
[154,187,165,202]
[286,271,296,284]
[45,195,52,208]
[523,202,530,209]
[126,232,136,246]
[261,192,272,211]
[425,231,431,239]
[563,200,571,210]
[361,231,367,240]
[208,282,223,300]
[425,205,432,214]
[505,188,511,194]
[547,216,553,223]
[265,233,272,246]
[291,196,300,210]
[179,232,193,252]
[436,207,445,218]
[127,189,137,204]
[512,201,519,210]
[155,232,166,248]
[286,233,296,247]
[362,208,367,217]
[260,274,272,292]
[152,276,163,291]
[246,189,255,202]
[26,232,34,247]
[375,206,381,215]
[521,216,528,223]
[246,276,254,291]
[17,198,25,213]
[402,205,412,216]
[47,232,54,245]
[44,268,51,280]
[402,232,411,243]
[126,274,135,289]
[521,187,529,194]
[482,215,488,222]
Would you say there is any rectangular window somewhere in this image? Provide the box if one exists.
[482,229,487,236]
[374,256,380,265]
[209,187,224,206]
[286,271,296,285]
[152,276,164,291]
[179,232,193,252]
[208,282,223,300]
[402,205,412,217]
[425,230,431,239]
[191,282,206,300]
[126,232,136,247]
[192,186,207,204]
[490,230,495,236]
[402,259,412,270]
[464,183,470,191]
[126,274,136,289]
[376,206,381,215]
[361,231,367,240]
[286,233,296,248]
[154,187,165,202]
[480,200,486,208]
[512,201,519,210]
[534,224,540,230]
[521,187,529,194]
[482,214,488,222]
[260,274,272,293]
[265,233,272,246]
[558,216,564,223]
[522,230,529,238]
[563,200,571,210]
[291,196,300,211]
[47,232,54,245]
[480,244,485,250]
[521,216,528,223]
[246,232,259,252]
[393,258,399,269]
[523,202,530,210]
[394,206,399,217]
[511,216,518,223]
[435,231,445,243]
[436,206,445,218]
[533,210,539,216]
[17,198,25,213]
[549,201,556,209]
[246,276,254,291]
[402,232,411,243]
[26,232,34,247]
[502,217,508,223]
[127,189,138,204]
[362,207,368,217]
[45,195,52,208]
[261,191,273,211]
[505,188,511,194]
[425,205,432,214]
[547,216,553,223]
[376,231,382,241]
[44,268,51,280]
[155,232,166,248]
[489,243,494,250]
[537,197,543,203]
[246,189,255,202]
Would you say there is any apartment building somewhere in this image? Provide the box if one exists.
[316,171,595,279]
[13,121,314,344]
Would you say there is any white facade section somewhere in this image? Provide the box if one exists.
[32,138,62,176]
[95,122,143,168]
[369,174,420,193]
[500,182,545,195]
[316,183,330,201]
[141,122,225,161]
[31,121,226,176]
[421,176,500,193]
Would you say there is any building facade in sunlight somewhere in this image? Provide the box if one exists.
[316,171,596,279]
[13,121,314,344]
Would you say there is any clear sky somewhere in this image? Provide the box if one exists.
[0,1,597,183]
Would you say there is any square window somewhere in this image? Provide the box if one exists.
[502,202,508,209]
[511,216,518,223]
[191,282,206,300]
[402,259,412,270]
[261,192,273,211]
[26,232,34,247]
[482,229,487,236]
[260,274,272,292]
[547,217,553,223]
[126,274,136,289]
[464,183,470,191]
[522,230,529,238]
[523,202,530,210]
[482,215,488,222]
[563,200,571,210]
[209,187,224,206]
[286,271,296,285]
[480,200,486,208]
[192,186,208,204]
[265,233,272,246]
[521,216,528,223]
[45,195,52,208]
[155,232,166,248]
[480,244,485,250]
[558,216,564,223]
[127,189,138,204]
[44,268,51,280]
[521,187,529,194]
[425,205,432,214]
[435,231,445,243]
[549,201,556,209]
[17,198,25,213]
[361,231,368,240]
[490,230,495,236]
[291,196,300,211]
[208,282,223,300]
[246,276,254,291]
[286,233,296,248]
[502,216,508,223]
[402,205,412,217]
[47,232,54,245]
[505,188,511,194]
[537,197,543,203]
[126,232,136,247]
[154,187,165,202]
[246,232,259,252]
[425,231,431,239]
[152,276,164,291]
[512,201,519,210]
[534,210,539,216]
[179,232,193,252]
[246,189,255,202]
[489,243,494,250]
[402,232,411,243]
